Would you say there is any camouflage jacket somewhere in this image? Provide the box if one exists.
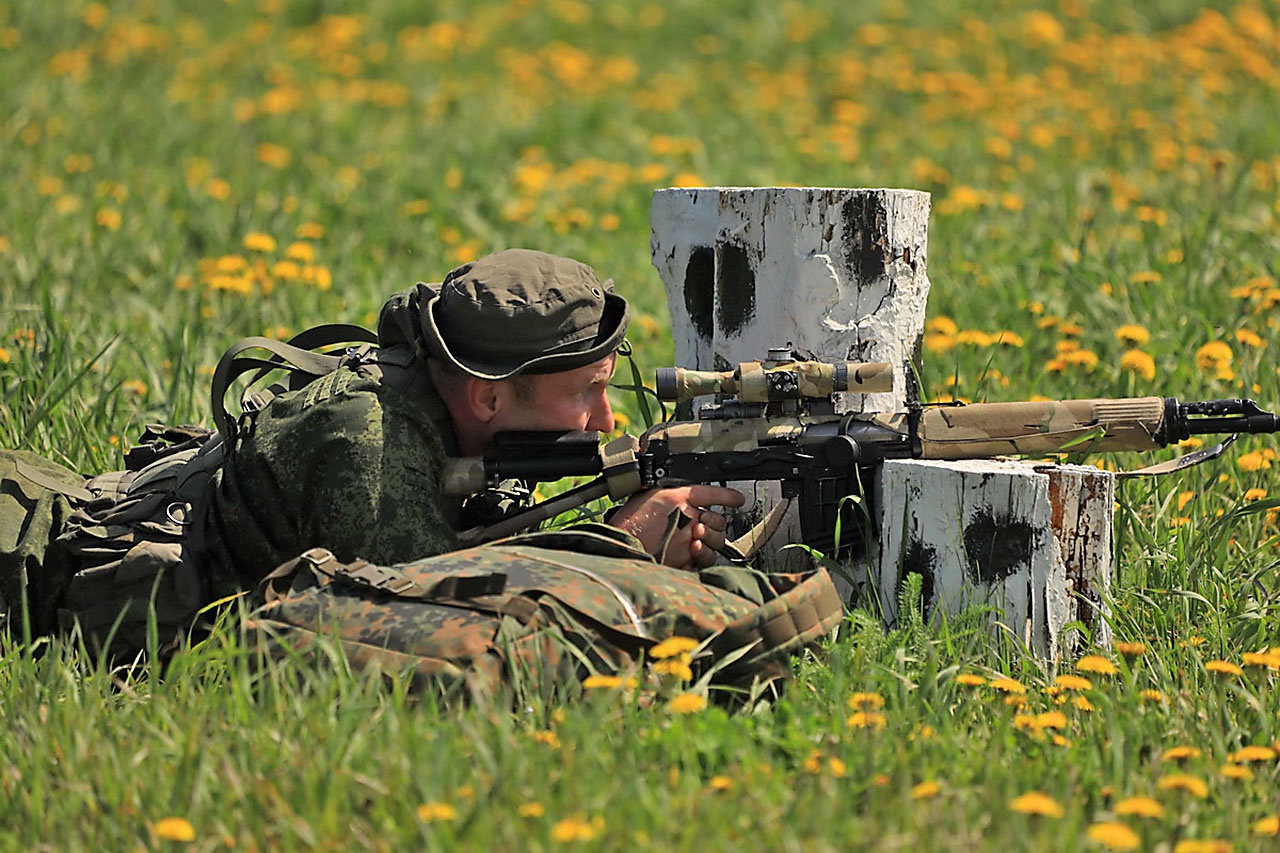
[197,361,467,597]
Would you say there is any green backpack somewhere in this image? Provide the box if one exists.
[244,526,843,700]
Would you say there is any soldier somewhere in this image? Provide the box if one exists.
[2,249,745,654]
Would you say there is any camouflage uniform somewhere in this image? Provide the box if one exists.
[197,357,467,600]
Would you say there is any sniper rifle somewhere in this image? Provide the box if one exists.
[445,348,1280,557]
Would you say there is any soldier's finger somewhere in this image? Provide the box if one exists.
[697,510,728,532]
[686,484,746,509]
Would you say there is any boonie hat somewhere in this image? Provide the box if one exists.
[418,249,630,380]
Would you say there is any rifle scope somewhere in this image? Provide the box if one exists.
[655,359,893,403]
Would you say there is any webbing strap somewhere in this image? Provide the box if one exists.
[211,324,378,447]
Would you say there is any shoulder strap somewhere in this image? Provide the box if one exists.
[211,324,379,447]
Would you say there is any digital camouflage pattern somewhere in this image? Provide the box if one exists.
[244,525,843,699]
[200,364,465,590]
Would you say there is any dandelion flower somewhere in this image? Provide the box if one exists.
[1076,655,1117,675]
[1114,796,1164,818]
[706,775,733,792]
[845,711,888,729]
[1156,773,1208,798]
[154,817,196,842]
[650,636,699,659]
[1086,821,1141,851]
[1254,816,1280,837]
[242,232,277,252]
[1114,641,1146,658]
[1160,745,1202,761]
[416,802,458,823]
[1009,791,1065,818]
[989,677,1027,694]
[848,692,886,711]
[582,675,622,690]
[954,673,987,686]
[518,802,545,818]
[1228,745,1275,763]
[1054,674,1094,691]
[1119,350,1156,381]
[1114,324,1151,347]
[667,692,707,714]
[1242,650,1280,668]
[551,815,603,843]
[1219,764,1252,780]
[1172,841,1233,853]
[1204,660,1243,676]
[911,780,942,799]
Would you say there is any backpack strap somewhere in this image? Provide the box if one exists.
[211,324,379,447]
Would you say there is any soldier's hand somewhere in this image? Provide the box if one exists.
[609,485,746,570]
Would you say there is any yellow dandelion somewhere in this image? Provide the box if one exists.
[1086,821,1141,851]
[1035,711,1068,730]
[1119,350,1156,382]
[1254,816,1280,837]
[532,730,560,749]
[1161,745,1202,761]
[955,673,987,687]
[845,711,888,730]
[416,802,458,823]
[518,802,545,818]
[95,208,122,230]
[650,636,699,659]
[0,347,9,363]
[1114,324,1151,347]
[989,677,1027,694]
[1114,796,1164,818]
[1009,791,1065,818]
[1054,674,1094,691]
[1076,655,1117,675]
[1195,341,1233,374]
[242,232,277,253]
[706,775,733,792]
[1219,764,1253,780]
[848,692,886,711]
[1242,650,1280,668]
[1156,773,1209,798]
[910,780,942,800]
[652,658,693,681]
[927,316,959,336]
[286,241,315,262]
[1228,745,1276,763]
[1114,641,1146,658]
[296,222,325,239]
[1172,841,1233,853]
[1235,328,1265,348]
[1245,488,1270,503]
[153,817,196,842]
[1237,450,1272,472]
[1072,695,1095,712]
[668,692,707,714]
[582,674,622,689]
[1205,660,1243,676]
[551,815,603,843]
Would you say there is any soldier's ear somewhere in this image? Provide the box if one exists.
[464,377,503,423]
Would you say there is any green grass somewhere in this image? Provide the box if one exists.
[2,0,1280,848]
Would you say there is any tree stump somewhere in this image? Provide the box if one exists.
[649,186,1115,658]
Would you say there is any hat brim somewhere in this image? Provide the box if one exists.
[420,290,630,380]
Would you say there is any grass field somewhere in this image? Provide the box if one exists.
[3,0,1280,849]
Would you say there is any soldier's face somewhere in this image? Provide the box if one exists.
[495,353,617,434]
